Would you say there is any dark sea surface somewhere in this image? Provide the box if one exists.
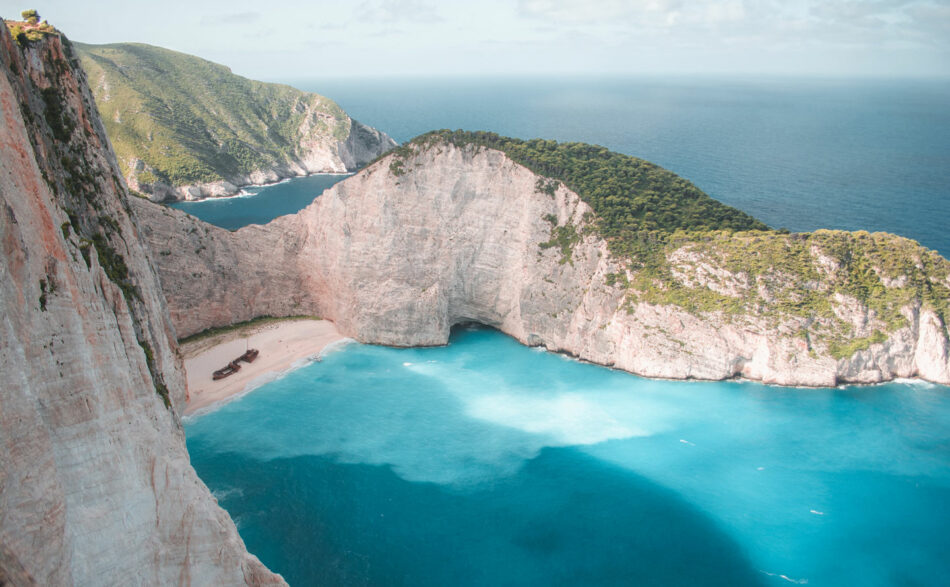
[184,77,950,586]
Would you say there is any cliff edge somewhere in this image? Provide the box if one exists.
[0,22,283,585]
[75,41,397,202]
[134,134,950,387]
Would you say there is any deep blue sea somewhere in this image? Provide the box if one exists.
[187,328,950,586]
[182,77,950,585]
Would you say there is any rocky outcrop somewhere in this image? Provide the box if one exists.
[134,142,950,387]
[0,25,283,585]
[75,41,397,202]
[136,115,397,202]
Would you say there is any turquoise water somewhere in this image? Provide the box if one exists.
[169,173,350,230]
[186,327,950,586]
[291,76,950,256]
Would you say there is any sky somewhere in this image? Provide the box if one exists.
[2,0,949,79]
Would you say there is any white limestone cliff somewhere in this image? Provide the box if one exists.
[0,26,284,585]
[133,142,950,387]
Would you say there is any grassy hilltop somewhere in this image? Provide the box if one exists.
[74,42,358,188]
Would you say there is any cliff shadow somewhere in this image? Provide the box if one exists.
[189,446,766,587]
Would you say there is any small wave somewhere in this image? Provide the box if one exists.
[318,337,356,359]
[231,172,351,196]
[809,509,825,516]
[191,189,257,202]
[837,377,938,391]
[251,177,293,188]
[211,487,244,502]
[761,570,808,584]
[757,466,765,471]
[403,362,413,366]
[679,439,695,446]
[893,377,937,389]
[290,356,317,370]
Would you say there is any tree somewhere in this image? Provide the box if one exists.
[21,9,39,24]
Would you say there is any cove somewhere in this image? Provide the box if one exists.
[185,327,950,586]
[169,173,350,230]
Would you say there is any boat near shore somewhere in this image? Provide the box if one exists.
[212,361,241,380]
[211,348,260,380]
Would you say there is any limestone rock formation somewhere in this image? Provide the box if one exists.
[0,24,283,585]
[133,140,950,387]
[75,41,397,202]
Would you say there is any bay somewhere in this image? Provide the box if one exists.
[169,173,350,230]
[186,327,950,586]
[182,76,950,585]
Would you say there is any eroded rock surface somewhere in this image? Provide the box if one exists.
[0,26,283,585]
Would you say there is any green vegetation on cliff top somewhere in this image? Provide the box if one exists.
[397,130,769,240]
[390,131,950,351]
[4,12,60,46]
[73,42,352,186]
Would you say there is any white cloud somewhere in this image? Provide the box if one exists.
[515,0,950,46]
[357,0,444,23]
[199,11,261,26]
[12,0,950,77]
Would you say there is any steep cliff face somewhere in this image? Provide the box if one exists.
[136,141,950,387]
[75,41,397,202]
[0,25,283,585]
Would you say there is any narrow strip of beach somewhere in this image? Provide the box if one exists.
[181,318,345,415]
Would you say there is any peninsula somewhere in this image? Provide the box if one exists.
[74,42,396,201]
[134,130,950,388]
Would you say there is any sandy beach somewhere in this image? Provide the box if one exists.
[181,318,345,415]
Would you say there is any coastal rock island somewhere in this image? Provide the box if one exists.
[74,42,397,202]
[0,22,283,585]
[134,132,950,387]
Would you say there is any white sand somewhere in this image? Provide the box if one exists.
[181,318,345,415]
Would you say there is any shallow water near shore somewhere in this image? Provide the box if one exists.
[185,327,950,586]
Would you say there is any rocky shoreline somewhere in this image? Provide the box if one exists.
[133,119,395,202]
